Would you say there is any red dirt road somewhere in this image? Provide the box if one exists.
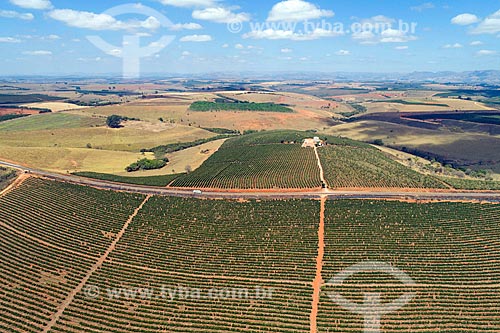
[310,196,326,333]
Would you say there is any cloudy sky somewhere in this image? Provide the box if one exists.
[0,0,499,75]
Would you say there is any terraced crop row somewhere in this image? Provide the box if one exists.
[171,143,322,189]
[319,200,500,332]
[111,196,320,281]
[2,177,500,332]
[318,145,447,189]
[0,178,145,332]
[51,263,313,333]
[439,176,500,191]
[52,195,320,332]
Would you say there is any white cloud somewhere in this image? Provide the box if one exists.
[22,50,52,56]
[107,49,122,56]
[352,16,417,44]
[352,30,376,43]
[235,43,244,49]
[0,37,21,43]
[477,49,497,56]
[181,51,191,56]
[335,50,350,56]
[380,29,417,43]
[472,10,500,34]
[180,34,213,42]
[281,48,293,53]
[411,2,435,12]
[9,0,52,10]
[44,34,60,40]
[159,0,216,8]
[244,27,342,40]
[48,9,161,31]
[0,10,33,20]
[222,43,229,48]
[170,22,203,30]
[451,13,480,26]
[395,45,409,50]
[192,7,250,23]
[470,41,483,46]
[443,43,463,49]
[267,0,334,22]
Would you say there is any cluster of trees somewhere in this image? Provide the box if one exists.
[126,158,169,173]
[106,115,140,128]
[189,101,293,113]
[0,167,16,187]
[202,127,240,135]
[0,114,29,123]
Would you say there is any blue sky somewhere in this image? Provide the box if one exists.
[0,0,499,75]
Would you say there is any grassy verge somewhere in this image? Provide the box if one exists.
[73,172,182,187]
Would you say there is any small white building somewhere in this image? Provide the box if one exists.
[302,138,316,148]
[302,137,323,148]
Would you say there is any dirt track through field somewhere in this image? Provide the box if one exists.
[42,195,151,333]
[310,196,326,333]
[314,146,329,189]
[0,173,29,198]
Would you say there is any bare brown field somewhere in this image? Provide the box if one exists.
[20,102,88,112]
[76,92,339,131]
[0,108,39,116]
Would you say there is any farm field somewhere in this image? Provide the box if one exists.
[170,141,322,189]
[74,92,337,131]
[318,200,500,332]
[318,145,447,189]
[72,172,181,186]
[324,120,500,173]
[0,122,213,152]
[0,178,145,332]
[439,176,500,190]
[111,196,320,280]
[114,138,227,177]
[359,98,493,114]
[0,111,217,175]
[0,113,104,132]
[2,177,500,332]
[0,146,149,174]
[0,178,318,332]
[20,102,88,112]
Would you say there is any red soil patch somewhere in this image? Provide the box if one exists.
[0,108,39,116]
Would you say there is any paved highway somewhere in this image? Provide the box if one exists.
[2,160,500,202]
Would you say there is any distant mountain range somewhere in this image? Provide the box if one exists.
[2,70,500,85]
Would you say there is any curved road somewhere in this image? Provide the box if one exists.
[2,160,500,202]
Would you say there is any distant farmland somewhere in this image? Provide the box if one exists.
[189,101,294,113]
